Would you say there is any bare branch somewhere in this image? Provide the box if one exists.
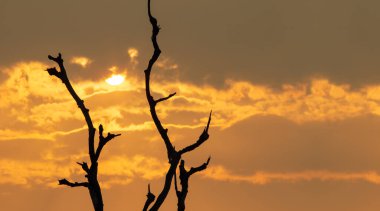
[47,53,110,211]
[188,157,211,176]
[143,184,156,211]
[48,53,63,63]
[155,92,176,104]
[176,157,211,211]
[179,111,212,155]
[105,132,121,142]
[149,156,180,211]
[95,124,121,160]
[143,0,213,210]
[143,1,180,209]
[58,179,88,188]
[144,0,175,160]
[47,53,96,162]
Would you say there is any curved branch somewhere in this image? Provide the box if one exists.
[144,0,175,160]
[143,1,213,210]
[47,53,96,162]
[143,1,182,210]
[188,157,211,176]
[155,92,176,104]
[48,53,120,211]
[179,111,212,155]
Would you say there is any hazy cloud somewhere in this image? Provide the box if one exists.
[204,166,380,185]
[70,56,92,68]
[0,155,167,188]
[3,60,380,142]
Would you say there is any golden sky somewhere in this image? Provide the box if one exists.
[2,0,380,210]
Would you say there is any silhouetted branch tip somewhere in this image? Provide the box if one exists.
[58,179,88,188]
[178,111,212,155]
[148,184,154,196]
[76,162,90,173]
[99,125,121,143]
[99,124,104,135]
[96,125,121,160]
[206,110,212,132]
[188,157,211,176]
[106,132,121,141]
[143,184,156,211]
[155,92,176,104]
[48,53,63,63]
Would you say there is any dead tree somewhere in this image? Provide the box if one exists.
[174,158,211,211]
[47,53,121,211]
[143,0,212,210]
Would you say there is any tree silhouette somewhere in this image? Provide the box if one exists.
[46,53,121,211]
[142,0,212,210]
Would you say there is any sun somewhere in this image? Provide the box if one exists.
[106,74,125,86]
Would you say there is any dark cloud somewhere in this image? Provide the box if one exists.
[2,0,380,86]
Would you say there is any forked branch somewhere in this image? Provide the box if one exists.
[174,158,211,211]
[144,0,175,161]
[47,53,96,162]
[142,0,212,210]
[143,184,156,211]
[179,111,212,155]
[96,124,121,160]
[47,53,121,211]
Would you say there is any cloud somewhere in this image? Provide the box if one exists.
[70,56,92,68]
[100,155,167,180]
[8,153,380,189]
[156,57,179,70]
[151,78,380,128]
[204,165,380,185]
[0,127,86,141]
[128,48,139,66]
[0,62,67,109]
[3,60,380,142]
[0,61,142,140]
[128,48,138,59]
[0,155,167,188]
[3,56,380,193]
[0,159,75,187]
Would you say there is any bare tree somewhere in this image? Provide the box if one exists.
[142,0,212,210]
[47,53,121,211]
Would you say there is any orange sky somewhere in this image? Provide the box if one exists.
[2,0,380,210]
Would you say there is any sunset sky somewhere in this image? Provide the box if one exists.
[2,0,380,210]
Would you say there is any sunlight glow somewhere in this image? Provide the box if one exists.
[106,74,125,86]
